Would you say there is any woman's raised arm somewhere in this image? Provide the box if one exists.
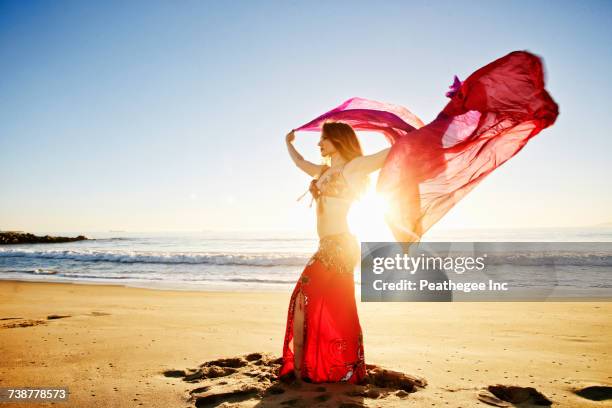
[346,147,391,176]
[285,129,324,177]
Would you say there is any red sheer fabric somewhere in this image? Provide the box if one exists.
[279,233,365,384]
[294,50,559,241]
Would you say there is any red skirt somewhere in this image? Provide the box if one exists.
[278,232,366,384]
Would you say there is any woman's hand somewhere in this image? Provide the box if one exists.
[285,129,324,177]
[285,129,296,144]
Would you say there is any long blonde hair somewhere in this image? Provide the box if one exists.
[321,120,370,198]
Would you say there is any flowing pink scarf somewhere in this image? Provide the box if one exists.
[293,50,559,242]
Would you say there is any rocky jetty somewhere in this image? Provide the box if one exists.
[0,231,87,245]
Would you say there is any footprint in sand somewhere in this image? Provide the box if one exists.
[0,318,47,329]
[47,314,72,320]
[162,352,426,407]
[574,385,612,402]
[88,311,111,317]
[1,314,73,329]
[478,384,552,406]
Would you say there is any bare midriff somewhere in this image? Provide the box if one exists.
[316,195,353,238]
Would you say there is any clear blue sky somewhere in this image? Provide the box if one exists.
[1,0,611,234]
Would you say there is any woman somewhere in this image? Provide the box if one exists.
[278,50,559,384]
[279,121,390,384]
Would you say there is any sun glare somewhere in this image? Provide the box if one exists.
[348,181,395,243]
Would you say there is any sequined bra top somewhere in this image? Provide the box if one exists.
[297,164,356,211]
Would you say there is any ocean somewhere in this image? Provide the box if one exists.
[1,228,611,295]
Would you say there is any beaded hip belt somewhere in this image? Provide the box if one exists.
[308,232,360,275]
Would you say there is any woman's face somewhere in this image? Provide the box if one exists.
[318,134,336,157]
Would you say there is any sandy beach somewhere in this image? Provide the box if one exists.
[3,0,611,406]
[0,279,610,407]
